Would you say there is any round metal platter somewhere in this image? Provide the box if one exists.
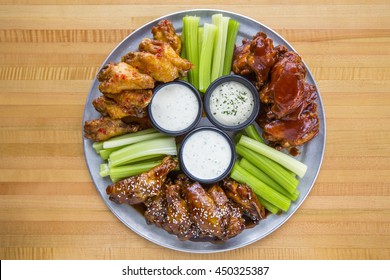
[82,9,326,253]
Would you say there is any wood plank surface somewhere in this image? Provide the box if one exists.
[0,0,389,260]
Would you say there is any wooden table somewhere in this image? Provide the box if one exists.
[0,1,389,260]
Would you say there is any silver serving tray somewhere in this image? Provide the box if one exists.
[82,9,326,253]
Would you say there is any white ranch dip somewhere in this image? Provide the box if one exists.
[150,83,199,132]
[209,81,254,126]
[181,129,232,181]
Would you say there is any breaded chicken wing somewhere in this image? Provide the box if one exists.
[152,19,182,54]
[97,62,154,94]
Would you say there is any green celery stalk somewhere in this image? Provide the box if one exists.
[92,142,104,153]
[199,23,217,93]
[230,163,291,212]
[198,26,204,58]
[211,14,230,81]
[108,137,177,167]
[257,196,280,215]
[102,128,157,149]
[109,160,163,182]
[236,144,299,194]
[183,16,200,89]
[99,163,110,177]
[238,135,308,178]
[180,26,188,81]
[222,19,240,75]
[243,124,264,143]
[239,158,299,201]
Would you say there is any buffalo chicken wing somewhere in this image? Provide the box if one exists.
[97,62,154,94]
[83,117,140,142]
[152,19,182,54]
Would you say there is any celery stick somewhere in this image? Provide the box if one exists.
[102,128,157,149]
[92,142,104,153]
[99,149,113,160]
[109,160,163,182]
[183,16,200,89]
[222,19,240,75]
[230,163,291,212]
[99,163,110,177]
[234,132,243,144]
[236,144,299,194]
[239,158,299,201]
[238,135,308,178]
[244,124,264,143]
[180,27,188,82]
[198,26,203,58]
[199,23,217,93]
[257,196,280,215]
[211,14,230,81]
[109,137,177,167]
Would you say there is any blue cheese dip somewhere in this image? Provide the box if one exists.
[181,128,233,182]
[209,81,255,126]
[150,83,200,133]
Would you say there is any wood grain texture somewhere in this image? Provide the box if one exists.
[0,0,389,260]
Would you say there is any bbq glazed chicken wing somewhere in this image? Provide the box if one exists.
[139,38,192,75]
[258,51,320,148]
[106,156,178,205]
[97,62,154,94]
[261,102,320,147]
[221,178,265,222]
[122,51,179,83]
[184,182,224,239]
[208,184,245,240]
[165,183,194,240]
[233,32,287,89]
[260,51,308,119]
[83,117,140,142]
[92,95,147,119]
[152,19,182,54]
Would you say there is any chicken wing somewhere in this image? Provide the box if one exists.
[122,51,179,83]
[261,102,320,147]
[221,178,265,222]
[184,182,224,239]
[106,156,178,205]
[152,19,182,54]
[104,89,152,109]
[97,62,154,94]
[144,183,169,229]
[139,38,192,75]
[165,183,194,240]
[260,51,307,118]
[208,184,245,240]
[83,117,139,142]
[233,32,287,89]
[258,51,320,148]
[92,96,147,119]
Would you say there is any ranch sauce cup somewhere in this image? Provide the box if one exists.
[179,127,235,184]
[148,81,202,136]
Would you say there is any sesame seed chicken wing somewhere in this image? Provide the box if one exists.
[106,156,178,205]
